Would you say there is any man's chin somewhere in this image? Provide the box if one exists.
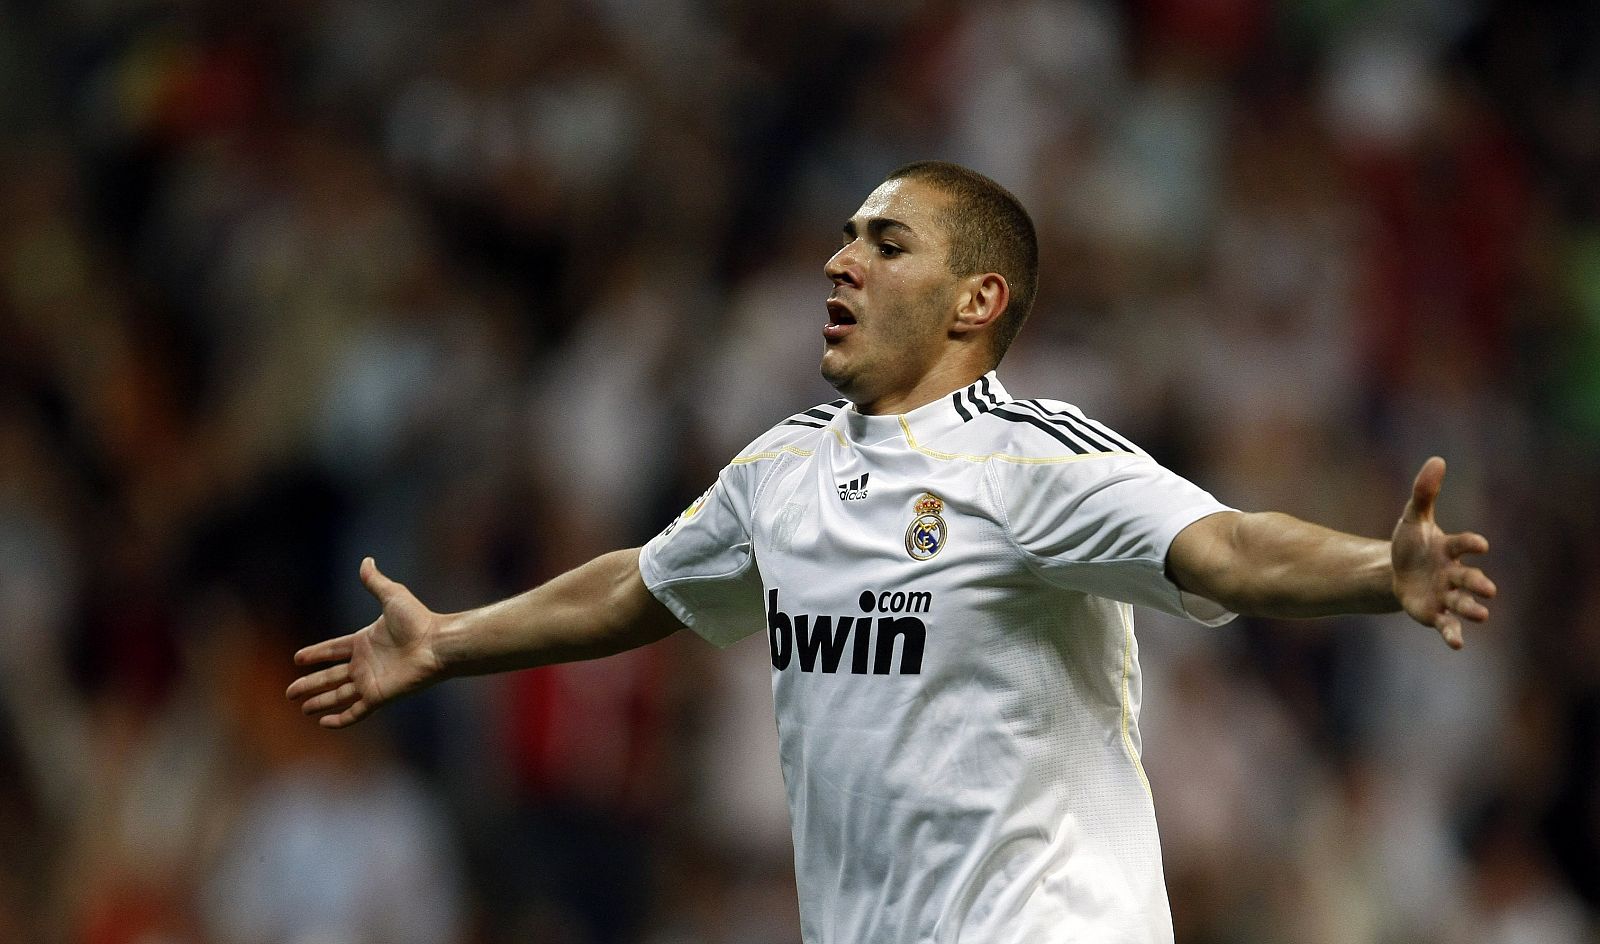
[819,350,855,395]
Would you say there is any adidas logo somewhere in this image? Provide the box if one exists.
[837,473,870,502]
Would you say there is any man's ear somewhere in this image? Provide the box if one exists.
[952,273,1010,338]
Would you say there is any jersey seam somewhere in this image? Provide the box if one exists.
[731,443,815,464]
[1115,602,1154,800]
[986,461,1035,580]
[646,550,755,590]
[747,441,807,541]
[734,413,833,464]
[986,458,1173,583]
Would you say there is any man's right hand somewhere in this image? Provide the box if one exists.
[287,557,447,728]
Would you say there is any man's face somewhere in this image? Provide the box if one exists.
[820,178,960,406]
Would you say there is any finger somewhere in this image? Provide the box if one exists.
[1434,611,1464,650]
[295,632,357,666]
[302,682,360,716]
[286,663,351,701]
[1403,457,1446,524]
[360,556,406,604]
[321,699,370,729]
[1445,589,1490,623]
[1445,532,1490,558]
[1449,566,1498,599]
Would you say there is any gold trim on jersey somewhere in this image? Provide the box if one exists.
[898,417,1129,464]
[1116,602,1153,801]
[730,444,815,464]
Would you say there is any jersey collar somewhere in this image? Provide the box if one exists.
[841,371,1011,445]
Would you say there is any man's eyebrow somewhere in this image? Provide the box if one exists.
[842,217,918,240]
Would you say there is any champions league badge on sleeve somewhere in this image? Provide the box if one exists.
[904,493,948,561]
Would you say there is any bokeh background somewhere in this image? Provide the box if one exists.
[3,0,1598,941]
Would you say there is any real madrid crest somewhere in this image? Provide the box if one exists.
[904,492,948,561]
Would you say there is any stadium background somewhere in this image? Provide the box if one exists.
[3,0,1598,941]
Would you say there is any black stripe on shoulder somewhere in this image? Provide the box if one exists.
[1011,400,1128,454]
[1046,404,1139,454]
[978,375,1003,407]
[953,378,1002,421]
[782,400,847,427]
[989,407,1090,454]
[951,392,973,422]
[1074,413,1141,454]
[829,398,849,408]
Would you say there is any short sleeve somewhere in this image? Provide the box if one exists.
[639,462,767,647]
[992,454,1237,625]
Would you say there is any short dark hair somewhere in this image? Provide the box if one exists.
[884,160,1038,362]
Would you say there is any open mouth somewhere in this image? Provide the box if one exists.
[824,300,857,342]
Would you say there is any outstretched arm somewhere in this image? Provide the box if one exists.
[286,548,683,728]
[1167,457,1496,648]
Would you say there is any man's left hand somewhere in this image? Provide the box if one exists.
[1391,457,1497,649]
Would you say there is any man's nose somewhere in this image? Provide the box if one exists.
[825,243,861,287]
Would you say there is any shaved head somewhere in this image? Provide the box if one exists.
[883,161,1038,362]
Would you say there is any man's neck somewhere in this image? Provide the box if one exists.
[852,362,993,416]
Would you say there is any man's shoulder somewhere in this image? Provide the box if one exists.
[731,398,849,462]
[972,397,1149,461]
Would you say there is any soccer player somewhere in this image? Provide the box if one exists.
[288,161,1496,943]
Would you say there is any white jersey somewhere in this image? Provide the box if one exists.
[640,372,1235,944]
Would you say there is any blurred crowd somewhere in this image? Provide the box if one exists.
[3,0,1599,941]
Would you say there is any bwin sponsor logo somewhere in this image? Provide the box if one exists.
[767,589,925,675]
[837,473,869,501]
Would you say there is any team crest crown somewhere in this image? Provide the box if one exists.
[914,493,944,515]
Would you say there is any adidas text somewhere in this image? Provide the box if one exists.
[837,473,869,501]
